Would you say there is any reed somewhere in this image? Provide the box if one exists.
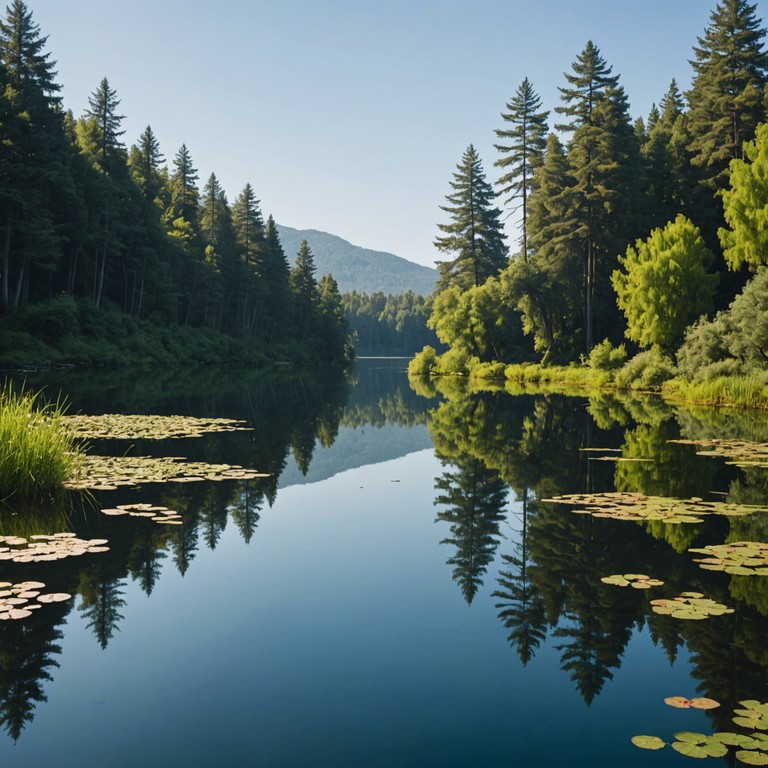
[0,384,83,501]
[661,374,768,409]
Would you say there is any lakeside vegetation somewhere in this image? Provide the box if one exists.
[0,1,351,368]
[0,385,83,501]
[410,0,768,409]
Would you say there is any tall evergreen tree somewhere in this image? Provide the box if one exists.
[167,143,199,226]
[83,77,125,175]
[128,125,165,205]
[549,42,642,351]
[261,215,292,344]
[687,0,768,192]
[290,239,319,342]
[0,0,65,307]
[435,144,508,292]
[494,78,549,261]
[232,183,265,339]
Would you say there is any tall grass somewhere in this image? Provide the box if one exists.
[0,384,83,501]
[662,374,768,409]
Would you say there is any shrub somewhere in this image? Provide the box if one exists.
[615,348,676,391]
[587,339,628,371]
[408,345,438,376]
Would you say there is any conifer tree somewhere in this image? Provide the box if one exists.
[261,216,292,343]
[435,144,508,292]
[83,77,125,175]
[128,125,165,205]
[0,0,65,307]
[687,0,768,192]
[494,78,549,261]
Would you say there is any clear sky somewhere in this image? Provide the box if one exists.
[27,0,768,267]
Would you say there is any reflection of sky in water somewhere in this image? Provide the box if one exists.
[6,450,697,768]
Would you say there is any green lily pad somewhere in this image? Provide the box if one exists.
[671,732,728,758]
[66,454,271,490]
[63,413,253,441]
[631,735,666,750]
[541,491,766,524]
[736,750,768,765]
[651,594,734,621]
[690,542,768,576]
[601,573,664,589]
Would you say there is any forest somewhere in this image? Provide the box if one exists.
[0,1,351,367]
[411,0,768,406]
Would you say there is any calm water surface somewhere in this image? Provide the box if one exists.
[1,359,766,767]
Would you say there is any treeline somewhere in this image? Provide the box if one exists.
[341,290,440,356]
[412,0,768,393]
[0,1,350,366]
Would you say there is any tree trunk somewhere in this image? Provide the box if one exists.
[1,207,11,309]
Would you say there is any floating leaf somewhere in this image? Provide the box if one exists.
[541,491,765,524]
[737,750,768,766]
[602,573,664,589]
[63,413,253,441]
[690,698,720,710]
[665,696,692,708]
[671,732,728,758]
[651,594,734,621]
[631,735,666,750]
[689,542,768,576]
[67,455,270,490]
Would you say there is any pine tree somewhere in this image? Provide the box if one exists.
[0,0,65,307]
[261,215,292,344]
[232,183,265,339]
[290,239,319,342]
[552,42,642,351]
[435,144,508,292]
[128,125,165,205]
[167,143,199,226]
[83,77,125,175]
[494,77,549,261]
[687,0,768,191]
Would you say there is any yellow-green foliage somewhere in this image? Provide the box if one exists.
[662,374,768,409]
[612,215,717,351]
[720,122,768,271]
[0,385,83,501]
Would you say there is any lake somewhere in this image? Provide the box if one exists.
[1,358,767,767]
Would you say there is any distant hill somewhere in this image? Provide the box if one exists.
[276,224,437,296]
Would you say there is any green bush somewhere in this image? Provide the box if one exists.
[587,338,627,371]
[615,348,676,391]
[24,294,79,344]
[408,345,438,376]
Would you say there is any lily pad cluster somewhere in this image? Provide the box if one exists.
[632,699,768,764]
[689,541,768,576]
[650,591,734,620]
[542,491,767,524]
[600,573,664,589]
[670,438,768,469]
[664,696,720,709]
[0,533,109,563]
[101,503,183,525]
[65,455,270,491]
[63,413,252,441]
[0,580,72,621]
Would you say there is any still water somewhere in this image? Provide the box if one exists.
[1,359,767,767]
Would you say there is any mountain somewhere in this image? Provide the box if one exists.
[276,224,437,296]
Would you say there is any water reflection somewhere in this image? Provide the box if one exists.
[421,375,768,713]
[0,361,767,749]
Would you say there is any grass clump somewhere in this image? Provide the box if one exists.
[0,384,83,502]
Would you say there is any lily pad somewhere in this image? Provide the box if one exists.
[650,594,734,621]
[67,455,270,490]
[733,701,768,731]
[601,573,664,589]
[541,491,766,524]
[663,696,719,710]
[737,750,768,766]
[631,735,666,750]
[63,413,253,441]
[689,542,768,576]
[671,732,728,758]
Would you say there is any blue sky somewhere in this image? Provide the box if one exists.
[28,0,768,267]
